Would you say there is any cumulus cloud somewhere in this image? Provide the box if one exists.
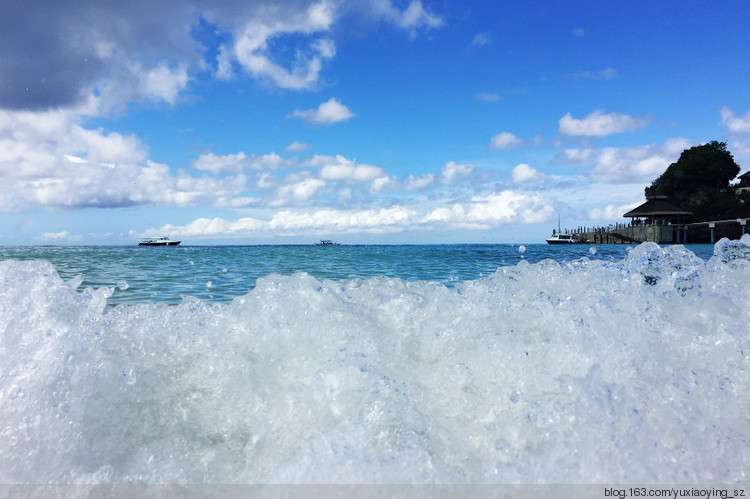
[559,110,650,137]
[269,205,415,232]
[160,216,265,236]
[285,141,312,152]
[0,1,201,111]
[553,148,596,165]
[272,177,326,205]
[439,162,473,185]
[405,173,435,190]
[720,106,750,133]
[372,0,444,38]
[587,137,692,184]
[230,3,337,90]
[466,191,555,225]
[0,0,445,113]
[720,106,750,164]
[490,132,524,149]
[306,155,384,181]
[588,202,642,221]
[191,152,290,173]
[154,189,556,238]
[0,105,250,211]
[321,162,383,182]
[370,176,399,193]
[289,98,355,124]
[511,163,546,183]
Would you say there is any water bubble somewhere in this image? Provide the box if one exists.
[117,280,129,291]
[206,281,212,288]
[589,247,597,255]
[518,245,526,254]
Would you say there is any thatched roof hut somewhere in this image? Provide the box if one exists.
[623,195,692,225]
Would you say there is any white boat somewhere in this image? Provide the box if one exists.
[546,214,584,244]
[139,236,181,246]
[545,232,583,244]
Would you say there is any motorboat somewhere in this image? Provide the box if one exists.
[545,232,583,244]
[546,214,584,244]
[139,236,181,246]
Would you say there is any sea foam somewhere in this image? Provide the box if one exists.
[0,238,748,483]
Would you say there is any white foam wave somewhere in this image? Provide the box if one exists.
[1,238,748,483]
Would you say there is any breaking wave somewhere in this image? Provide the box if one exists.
[1,238,748,483]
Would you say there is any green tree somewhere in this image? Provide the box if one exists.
[645,141,741,219]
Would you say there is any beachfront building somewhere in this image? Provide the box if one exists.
[737,171,750,195]
[620,195,692,243]
[623,195,692,227]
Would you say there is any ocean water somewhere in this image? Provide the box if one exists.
[0,240,747,483]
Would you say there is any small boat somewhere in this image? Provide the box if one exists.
[315,240,339,246]
[139,236,181,246]
[546,214,584,244]
[545,232,583,244]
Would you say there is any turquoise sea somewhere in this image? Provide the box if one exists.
[0,243,718,304]
[0,240,748,484]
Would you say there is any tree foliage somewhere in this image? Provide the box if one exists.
[645,141,742,219]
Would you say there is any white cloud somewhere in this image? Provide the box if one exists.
[285,141,312,152]
[472,32,491,46]
[231,2,337,90]
[554,148,595,165]
[139,63,190,104]
[423,204,465,224]
[439,161,473,185]
[215,44,235,80]
[466,191,555,225]
[588,138,692,183]
[373,0,444,37]
[511,163,546,183]
[269,206,416,232]
[0,0,446,113]
[40,231,71,241]
[490,132,524,149]
[160,216,265,237]
[310,155,384,182]
[559,110,650,137]
[306,154,384,182]
[588,202,642,221]
[0,106,254,211]
[154,188,558,238]
[290,98,355,124]
[272,177,326,206]
[370,175,398,193]
[405,173,434,190]
[720,107,750,164]
[192,152,289,173]
[720,106,750,133]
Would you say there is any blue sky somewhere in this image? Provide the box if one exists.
[1,0,749,245]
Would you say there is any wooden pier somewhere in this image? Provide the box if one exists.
[569,218,749,244]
